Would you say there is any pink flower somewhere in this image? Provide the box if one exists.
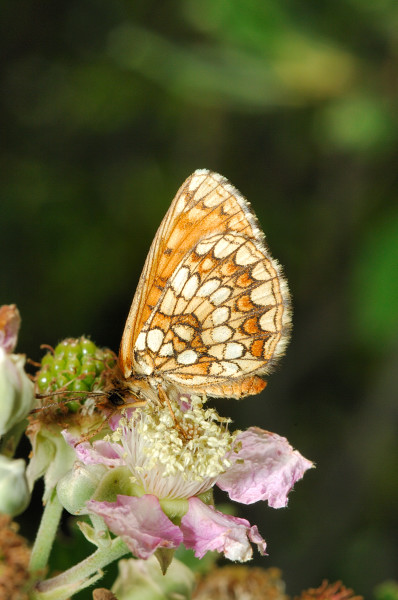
[180,497,266,561]
[217,428,314,508]
[64,397,313,563]
[63,431,125,467]
[87,495,183,558]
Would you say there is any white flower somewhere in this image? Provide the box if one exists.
[0,348,35,436]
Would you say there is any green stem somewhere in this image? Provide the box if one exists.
[31,537,129,600]
[29,489,63,574]
[90,512,107,535]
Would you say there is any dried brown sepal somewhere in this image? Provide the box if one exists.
[193,565,287,600]
[295,580,363,600]
[0,514,32,600]
[0,305,21,353]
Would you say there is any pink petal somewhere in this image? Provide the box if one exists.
[63,431,124,467]
[217,427,314,508]
[87,495,183,559]
[108,409,136,430]
[180,497,266,562]
[108,412,123,430]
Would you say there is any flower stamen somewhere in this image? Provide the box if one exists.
[109,394,236,499]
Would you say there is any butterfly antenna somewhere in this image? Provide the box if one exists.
[32,386,106,414]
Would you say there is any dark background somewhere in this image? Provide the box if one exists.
[1,1,398,596]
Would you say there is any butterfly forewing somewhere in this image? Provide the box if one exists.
[119,170,291,398]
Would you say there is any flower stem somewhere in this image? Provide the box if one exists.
[31,536,130,600]
[29,488,63,574]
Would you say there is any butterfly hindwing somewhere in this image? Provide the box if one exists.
[119,170,291,397]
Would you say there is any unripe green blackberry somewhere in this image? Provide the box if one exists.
[35,337,116,412]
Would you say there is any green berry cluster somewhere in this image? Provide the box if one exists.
[36,337,115,411]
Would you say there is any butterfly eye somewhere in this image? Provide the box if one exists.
[107,392,125,407]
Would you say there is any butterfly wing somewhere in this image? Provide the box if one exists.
[119,170,291,398]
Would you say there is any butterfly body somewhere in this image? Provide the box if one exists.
[103,364,160,407]
[117,169,291,404]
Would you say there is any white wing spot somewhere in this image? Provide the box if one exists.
[203,326,232,346]
[211,306,230,325]
[177,349,198,365]
[235,244,259,266]
[197,278,220,297]
[175,296,189,315]
[260,308,277,332]
[173,324,195,341]
[220,360,240,375]
[250,281,274,306]
[213,235,241,258]
[210,286,232,306]
[171,266,190,294]
[175,192,188,215]
[212,325,233,343]
[135,331,146,351]
[208,344,225,360]
[135,353,154,375]
[182,274,200,300]
[147,328,164,353]
[159,342,174,357]
[195,239,216,256]
[160,288,177,316]
[225,342,245,359]
[235,358,263,371]
[210,362,224,375]
[252,262,269,281]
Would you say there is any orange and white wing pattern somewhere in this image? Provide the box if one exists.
[119,170,291,399]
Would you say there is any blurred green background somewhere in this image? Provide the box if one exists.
[1,0,398,596]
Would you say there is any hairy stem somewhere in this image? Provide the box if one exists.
[31,536,129,600]
[29,488,63,574]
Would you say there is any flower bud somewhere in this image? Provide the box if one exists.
[28,337,116,500]
[26,426,80,501]
[111,556,195,600]
[0,455,30,516]
[57,461,108,515]
[0,348,35,436]
[35,337,115,402]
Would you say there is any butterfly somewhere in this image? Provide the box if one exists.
[108,169,291,409]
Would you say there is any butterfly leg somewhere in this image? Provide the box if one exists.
[74,409,117,446]
[157,385,187,439]
[121,399,147,410]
